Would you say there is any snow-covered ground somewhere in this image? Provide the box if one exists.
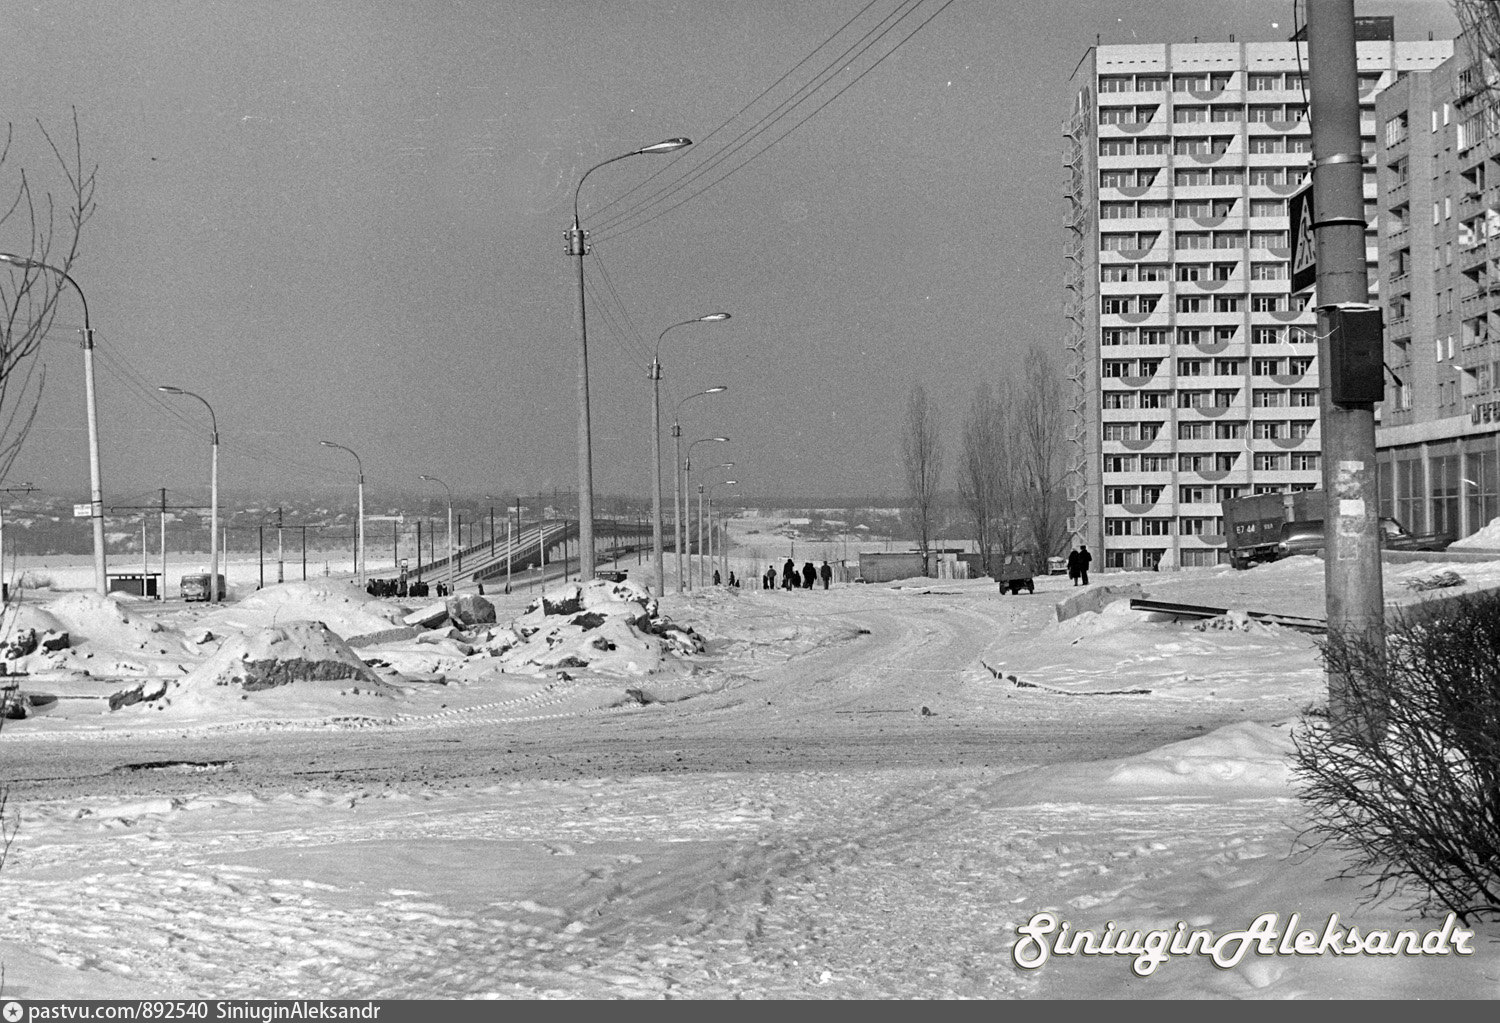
[0,542,1496,999]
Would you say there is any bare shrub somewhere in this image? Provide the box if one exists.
[1291,592,1500,922]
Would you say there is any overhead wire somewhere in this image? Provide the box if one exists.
[590,0,919,235]
[593,0,957,242]
[587,0,890,224]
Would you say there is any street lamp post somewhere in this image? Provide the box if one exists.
[421,474,455,594]
[702,472,736,587]
[672,390,727,593]
[652,315,729,596]
[0,253,107,594]
[684,437,730,590]
[159,386,219,602]
[568,137,692,583]
[320,441,365,586]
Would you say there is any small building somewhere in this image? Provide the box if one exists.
[107,573,161,598]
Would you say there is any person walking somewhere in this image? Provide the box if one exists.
[783,557,796,591]
[766,566,776,590]
[1076,544,1091,585]
[819,560,832,589]
[801,561,815,589]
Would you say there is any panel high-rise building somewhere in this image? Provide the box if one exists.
[1062,28,1451,570]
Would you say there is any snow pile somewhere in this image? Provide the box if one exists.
[1449,515,1500,548]
[490,579,703,675]
[200,579,408,643]
[1105,721,1295,793]
[177,620,395,694]
[21,592,179,653]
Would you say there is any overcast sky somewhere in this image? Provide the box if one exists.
[1,0,1459,509]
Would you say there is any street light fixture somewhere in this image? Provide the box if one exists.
[420,474,455,595]
[0,252,107,594]
[567,136,692,582]
[684,436,729,590]
[319,441,365,586]
[651,313,729,596]
[159,386,219,602]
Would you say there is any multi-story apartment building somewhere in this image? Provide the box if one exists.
[1063,27,1451,570]
[1374,35,1500,540]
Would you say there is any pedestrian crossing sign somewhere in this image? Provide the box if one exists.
[1290,184,1317,292]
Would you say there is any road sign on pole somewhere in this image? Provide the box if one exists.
[1290,184,1318,292]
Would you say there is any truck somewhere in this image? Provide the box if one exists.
[1222,490,1326,569]
[1223,490,1450,568]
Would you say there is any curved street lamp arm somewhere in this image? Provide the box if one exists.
[159,386,217,441]
[319,440,364,480]
[0,253,90,330]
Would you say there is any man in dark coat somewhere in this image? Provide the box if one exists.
[801,562,816,589]
[783,558,796,589]
[1076,544,1091,585]
[819,561,832,589]
[766,566,776,589]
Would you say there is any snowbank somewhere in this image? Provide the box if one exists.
[199,579,408,643]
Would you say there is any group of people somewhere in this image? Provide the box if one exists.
[764,558,833,590]
[1066,544,1092,586]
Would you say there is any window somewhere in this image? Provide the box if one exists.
[1253,389,1287,407]
[1253,420,1284,439]
[1290,389,1319,407]
[1247,73,1281,92]
[1104,487,1138,505]
[1140,328,1170,345]
[1215,421,1247,439]
[1141,453,1172,471]
[1178,390,1213,409]
[1213,231,1245,249]
[1291,452,1321,471]
[1137,200,1171,218]
[1102,296,1133,315]
[1177,327,1205,345]
[1174,106,1208,123]
[1215,452,1241,472]
[1253,357,1282,375]
[1100,138,1134,157]
[1137,264,1170,281]
[1140,518,1173,536]
[1249,262,1287,280]
[1176,200,1212,219]
[1218,484,1249,502]
[1248,137,1284,154]
[1215,358,1244,375]
[1103,423,1136,441]
[1104,454,1138,472]
[1102,233,1141,251]
[1248,105,1281,123]
[1098,76,1134,93]
[1105,518,1138,535]
[1102,327,1135,345]
[1213,388,1239,408]
[1176,232,1211,249]
[1287,355,1313,374]
[1251,295,1286,312]
[1213,262,1237,281]
[1103,359,1135,378]
[1177,296,1205,313]
[1174,73,1210,92]
[1138,421,1162,440]
[1100,201,1135,220]
[1250,230,1288,249]
[1175,168,1211,187]
[1137,76,1166,92]
[1178,421,1211,440]
[1136,137,1169,156]
[1179,484,1213,503]
[1251,326,1283,344]
[1289,420,1314,438]
[1101,265,1135,282]
[1249,199,1286,218]
[1211,105,1241,123]
[1177,263,1206,281]
[1100,169,1136,189]
[1103,392,1136,409]
[1180,454,1212,472]
[1174,137,1211,155]
[1254,452,1287,471]
[1214,325,1238,343]
[1100,106,1136,125]
[1212,168,1244,186]
[1213,295,1243,313]
[1180,516,1222,536]
[1139,390,1170,408]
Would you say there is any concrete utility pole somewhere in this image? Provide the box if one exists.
[1308,0,1385,738]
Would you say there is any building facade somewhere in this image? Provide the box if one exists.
[1374,36,1500,540]
[1064,32,1452,570]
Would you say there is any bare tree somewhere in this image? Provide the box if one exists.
[0,110,97,482]
[958,381,1017,575]
[901,382,943,575]
[1013,345,1069,570]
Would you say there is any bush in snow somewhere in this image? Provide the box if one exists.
[1292,592,1500,922]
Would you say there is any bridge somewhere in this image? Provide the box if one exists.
[408,518,676,586]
